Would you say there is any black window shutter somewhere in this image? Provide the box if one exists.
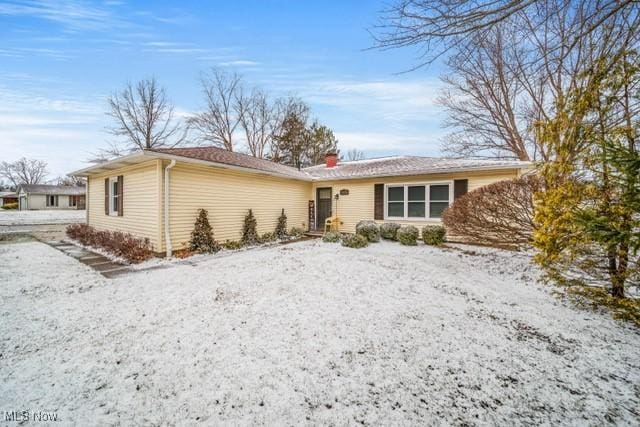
[104,178,109,215]
[454,179,468,200]
[374,184,384,220]
[117,175,124,216]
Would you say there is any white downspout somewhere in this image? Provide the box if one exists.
[164,160,176,258]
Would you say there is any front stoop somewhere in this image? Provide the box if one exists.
[45,241,131,278]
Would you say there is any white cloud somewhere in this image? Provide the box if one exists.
[219,60,259,67]
[302,79,441,121]
[0,86,106,177]
[334,131,446,156]
[0,0,124,31]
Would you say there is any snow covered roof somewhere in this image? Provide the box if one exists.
[71,147,531,181]
[18,184,85,195]
[302,156,532,180]
[0,191,17,198]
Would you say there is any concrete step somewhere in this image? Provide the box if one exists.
[44,240,132,278]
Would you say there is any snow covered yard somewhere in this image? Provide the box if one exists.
[0,209,85,226]
[1,240,639,425]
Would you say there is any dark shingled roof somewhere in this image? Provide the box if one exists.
[18,184,85,195]
[303,156,531,180]
[146,147,311,180]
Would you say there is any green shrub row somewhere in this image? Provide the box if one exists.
[190,208,306,254]
[323,220,446,249]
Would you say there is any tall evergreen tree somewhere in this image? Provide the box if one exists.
[534,49,639,298]
[190,209,220,253]
[276,208,288,239]
[241,209,259,245]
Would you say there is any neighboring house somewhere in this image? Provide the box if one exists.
[72,147,531,256]
[17,184,86,211]
[0,191,18,207]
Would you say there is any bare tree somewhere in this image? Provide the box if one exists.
[55,175,86,187]
[237,89,279,158]
[372,0,637,67]
[374,0,640,161]
[345,149,366,161]
[189,69,243,151]
[106,78,185,155]
[0,158,48,187]
[438,25,532,160]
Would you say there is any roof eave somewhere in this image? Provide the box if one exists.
[73,149,313,181]
[142,151,313,181]
[70,152,149,176]
[308,162,533,181]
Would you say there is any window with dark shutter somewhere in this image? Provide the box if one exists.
[374,184,384,220]
[454,179,468,199]
[104,178,109,215]
[117,175,123,216]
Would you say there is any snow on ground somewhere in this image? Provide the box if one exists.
[0,209,85,226]
[1,240,639,425]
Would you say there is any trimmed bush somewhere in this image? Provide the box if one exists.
[322,231,341,243]
[190,209,220,253]
[422,225,446,245]
[396,226,419,246]
[260,232,277,243]
[380,222,401,240]
[2,202,18,210]
[223,240,243,250]
[289,227,305,238]
[65,223,153,263]
[442,175,541,247]
[241,209,259,245]
[355,220,380,242]
[341,233,369,248]
[275,209,288,239]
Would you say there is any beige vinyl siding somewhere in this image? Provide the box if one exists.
[166,163,311,250]
[312,170,520,233]
[27,194,46,210]
[87,160,161,250]
[26,194,81,210]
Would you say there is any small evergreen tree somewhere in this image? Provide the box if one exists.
[242,209,259,245]
[190,209,220,253]
[275,208,288,239]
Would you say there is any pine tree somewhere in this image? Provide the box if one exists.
[275,208,288,239]
[190,209,220,253]
[533,49,640,298]
[241,209,259,245]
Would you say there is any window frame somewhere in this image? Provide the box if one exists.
[383,181,454,221]
[46,195,58,207]
[109,177,119,216]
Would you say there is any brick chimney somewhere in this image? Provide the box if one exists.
[325,152,338,168]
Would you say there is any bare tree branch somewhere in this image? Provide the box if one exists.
[188,68,242,151]
[345,148,366,161]
[0,158,49,187]
[105,78,186,157]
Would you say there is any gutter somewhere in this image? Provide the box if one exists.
[307,163,534,182]
[164,159,176,257]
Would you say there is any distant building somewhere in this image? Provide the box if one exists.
[17,184,86,210]
[0,191,18,207]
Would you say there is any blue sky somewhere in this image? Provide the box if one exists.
[0,0,447,177]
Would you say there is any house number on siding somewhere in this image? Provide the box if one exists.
[340,189,349,196]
